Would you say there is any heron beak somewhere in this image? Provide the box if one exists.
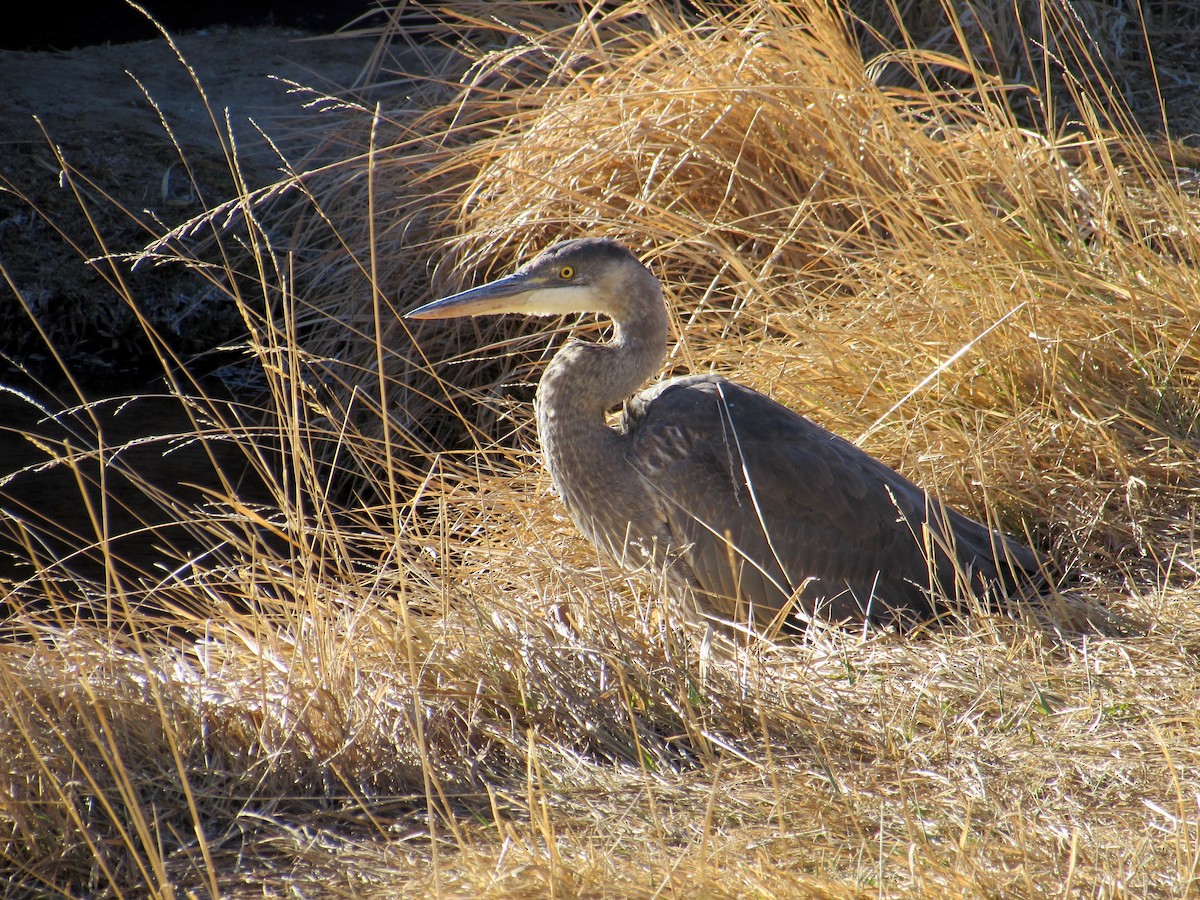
[405,273,541,320]
[407,272,602,320]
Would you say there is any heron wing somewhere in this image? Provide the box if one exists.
[625,375,1040,626]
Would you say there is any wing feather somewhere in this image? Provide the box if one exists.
[626,375,1043,628]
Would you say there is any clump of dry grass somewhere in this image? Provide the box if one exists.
[2,0,1200,896]
[855,0,1200,134]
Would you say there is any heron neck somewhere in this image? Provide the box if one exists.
[536,297,668,427]
[533,289,669,560]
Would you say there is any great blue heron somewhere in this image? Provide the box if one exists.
[407,237,1049,632]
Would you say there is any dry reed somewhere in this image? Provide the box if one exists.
[2,1,1200,896]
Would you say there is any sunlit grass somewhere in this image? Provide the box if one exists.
[2,1,1199,895]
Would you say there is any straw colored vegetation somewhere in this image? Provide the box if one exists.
[3,1,1200,895]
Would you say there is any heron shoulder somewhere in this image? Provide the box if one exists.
[623,373,822,448]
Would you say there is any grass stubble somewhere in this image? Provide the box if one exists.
[2,0,1200,895]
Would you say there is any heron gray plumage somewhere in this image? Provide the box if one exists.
[407,237,1049,632]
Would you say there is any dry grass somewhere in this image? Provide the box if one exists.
[2,0,1200,896]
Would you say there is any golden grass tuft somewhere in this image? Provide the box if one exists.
[2,0,1200,895]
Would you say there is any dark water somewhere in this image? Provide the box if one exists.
[0,386,273,622]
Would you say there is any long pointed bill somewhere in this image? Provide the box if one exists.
[406,273,603,320]
[406,273,538,320]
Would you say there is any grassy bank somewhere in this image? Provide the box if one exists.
[2,1,1199,895]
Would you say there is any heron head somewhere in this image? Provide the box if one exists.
[406,237,653,321]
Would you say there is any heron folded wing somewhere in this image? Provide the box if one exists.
[626,375,1039,626]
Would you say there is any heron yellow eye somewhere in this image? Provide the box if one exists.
[559,265,575,280]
